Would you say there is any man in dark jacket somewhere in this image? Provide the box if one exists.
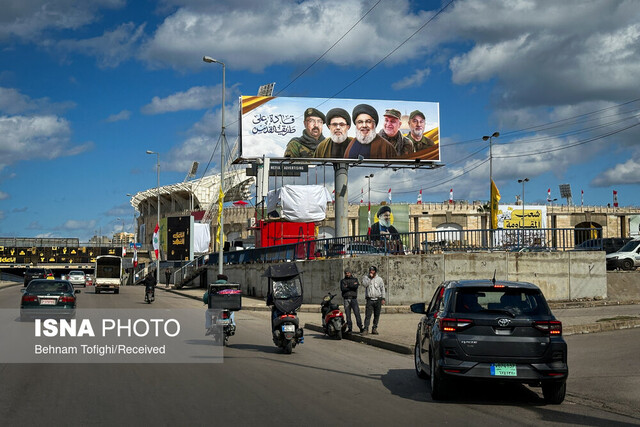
[340,269,364,334]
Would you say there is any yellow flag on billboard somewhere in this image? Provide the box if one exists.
[491,179,501,229]
[216,187,225,245]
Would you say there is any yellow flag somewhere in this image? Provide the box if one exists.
[491,179,501,229]
[216,187,225,245]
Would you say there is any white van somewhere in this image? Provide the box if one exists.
[606,238,640,270]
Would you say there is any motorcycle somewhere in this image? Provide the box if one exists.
[265,263,304,354]
[145,284,155,303]
[206,309,236,346]
[206,284,242,347]
[321,293,346,340]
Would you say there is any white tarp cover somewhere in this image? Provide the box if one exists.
[193,222,211,253]
[267,185,332,222]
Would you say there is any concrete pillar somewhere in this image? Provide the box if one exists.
[334,163,349,238]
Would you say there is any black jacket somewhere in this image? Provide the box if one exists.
[340,275,359,299]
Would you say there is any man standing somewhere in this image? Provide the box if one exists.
[344,104,397,160]
[378,108,414,157]
[314,108,352,158]
[164,267,171,288]
[284,108,326,158]
[340,269,364,334]
[407,110,435,152]
[361,265,386,335]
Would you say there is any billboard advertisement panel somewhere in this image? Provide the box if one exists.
[358,204,409,236]
[495,205,548,248]
[239,96,439,164]
[630,215,640,237]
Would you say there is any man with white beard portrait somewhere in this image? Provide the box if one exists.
[344,104,397,160]
[370,205,400,241]
[314,108,352,158]
[407,109,435,152]
[378,108,414,157]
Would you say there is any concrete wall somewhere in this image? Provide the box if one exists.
[606,271,640,301]
[210,251,607,305]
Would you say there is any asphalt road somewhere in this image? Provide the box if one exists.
[0,285,638,426]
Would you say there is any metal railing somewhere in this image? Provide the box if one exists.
[211,227,604,265]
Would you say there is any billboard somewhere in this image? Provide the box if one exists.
[630,215,640,237]
[495,205,548,248]
[358,204,409,236]
[239,96,440,165]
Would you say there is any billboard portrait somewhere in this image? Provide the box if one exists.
[358,204,409,236]
[630,215,640,237]
[239,96,440,164]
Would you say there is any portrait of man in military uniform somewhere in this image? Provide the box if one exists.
[283,107,325,158]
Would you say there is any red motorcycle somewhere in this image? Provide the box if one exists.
[321,293,347,340]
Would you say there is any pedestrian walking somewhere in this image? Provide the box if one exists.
[361,265,386,335]
[340,269,364,334]
[164,268,171,288]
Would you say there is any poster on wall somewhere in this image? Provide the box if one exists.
[239,96,440,164]
[358,205,409,236]
[495,205,548,248]
[166,216,193,261]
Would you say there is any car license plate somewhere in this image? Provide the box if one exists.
[490,363,517,376]
[40,299,56,305]
[282,324,295,332]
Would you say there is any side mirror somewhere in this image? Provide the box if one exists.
[75,290,81,294]
[21,288,26,294]
[410,302,426,314]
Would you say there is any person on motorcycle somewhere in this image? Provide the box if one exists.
[340,269,364,334]
[361,265,386,335]
[144,271,156,300]
[203,274,236,335]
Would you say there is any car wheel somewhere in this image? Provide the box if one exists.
[622,259,634,271]
[430,351,448,400]
[414,333,428,379]
[95,289,100,294]
[542,381,566,404]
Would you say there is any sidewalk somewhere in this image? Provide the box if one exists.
[161,285,640,355]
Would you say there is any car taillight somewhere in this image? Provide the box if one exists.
[534,320,562,335]
[439,317,473,332]
[60,296,75,303]
[22,295,38,302]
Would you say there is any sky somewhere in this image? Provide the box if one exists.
[1,0,639,242]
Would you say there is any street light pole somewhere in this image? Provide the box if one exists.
[203,55,226,275]
[146,150,160,279]
[366,174,374,234]
[518,178,529,228]
[482,132,500,229]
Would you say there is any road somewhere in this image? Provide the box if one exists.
[0,285,638,426]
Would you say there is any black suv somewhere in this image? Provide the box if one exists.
[411,280,568,404]
[23,268,53,286]
[575,237,632,254]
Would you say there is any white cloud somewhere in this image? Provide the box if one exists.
[0,87,75,115]
[55,22,146,68]
[0,0,125,42]
[58,219,97,230]
[591,157,640,187]
[0,115,93,169]
[0,190,8,200]
[392,68,430,90]
[141,85,224,114]
[139,0,435,72]
[105,109,131,122]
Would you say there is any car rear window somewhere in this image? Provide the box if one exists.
[454,287,550,316]
[27,281,72,293]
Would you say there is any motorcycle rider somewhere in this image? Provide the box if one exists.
[361,265,386,335]
[203,274,236,335]
[144,270,156,301]
[340,269,364,334]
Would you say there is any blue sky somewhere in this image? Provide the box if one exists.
[1,0,639,242]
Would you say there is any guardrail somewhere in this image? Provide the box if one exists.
[211,227,605,265]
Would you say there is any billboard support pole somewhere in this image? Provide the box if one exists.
[334,163,349,238]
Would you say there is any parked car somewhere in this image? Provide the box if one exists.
[20,279,80,321]
[575,237,632,254]
[411,279,568,404]
[606,238,640,270]
[67,270,87,287]
[326,242,384,257]
[23,268,53,286]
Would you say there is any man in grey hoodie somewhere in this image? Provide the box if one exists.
[361,265,386,335]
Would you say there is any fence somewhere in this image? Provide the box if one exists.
[212,227,603,266]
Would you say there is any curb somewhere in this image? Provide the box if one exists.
[303,323,413,355]
[564,318,640,335]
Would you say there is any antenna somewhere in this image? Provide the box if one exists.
[492,270,496,285]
